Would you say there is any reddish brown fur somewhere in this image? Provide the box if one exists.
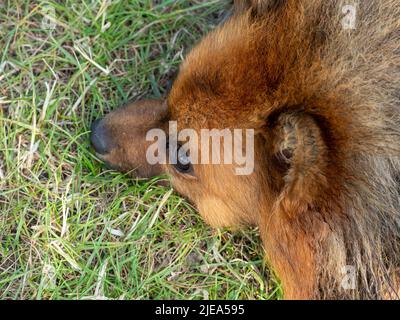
[93,0,400,299]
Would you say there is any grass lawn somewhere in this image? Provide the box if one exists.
[0,0,281,299]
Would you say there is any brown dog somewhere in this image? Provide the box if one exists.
[91,0,400,299]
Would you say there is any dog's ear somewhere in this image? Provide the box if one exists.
[234,0,286,16]
[265,112,329,211]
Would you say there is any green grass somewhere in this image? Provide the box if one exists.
[0,0,281,300]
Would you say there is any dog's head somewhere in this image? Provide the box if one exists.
[91,0,400,300]
[91,1,329,230]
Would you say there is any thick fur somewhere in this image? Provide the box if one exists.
[93,0,400,299]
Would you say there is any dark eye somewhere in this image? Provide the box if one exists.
[175,145,192,173]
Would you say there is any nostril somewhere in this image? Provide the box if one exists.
[91,118,112,155]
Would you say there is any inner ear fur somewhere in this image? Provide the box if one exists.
[267,112,329,208]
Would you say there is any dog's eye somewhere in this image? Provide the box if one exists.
[175,145,192,173]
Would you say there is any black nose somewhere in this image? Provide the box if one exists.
[91,118,112,155]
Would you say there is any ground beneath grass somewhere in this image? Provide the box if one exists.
[0,0,280,299]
